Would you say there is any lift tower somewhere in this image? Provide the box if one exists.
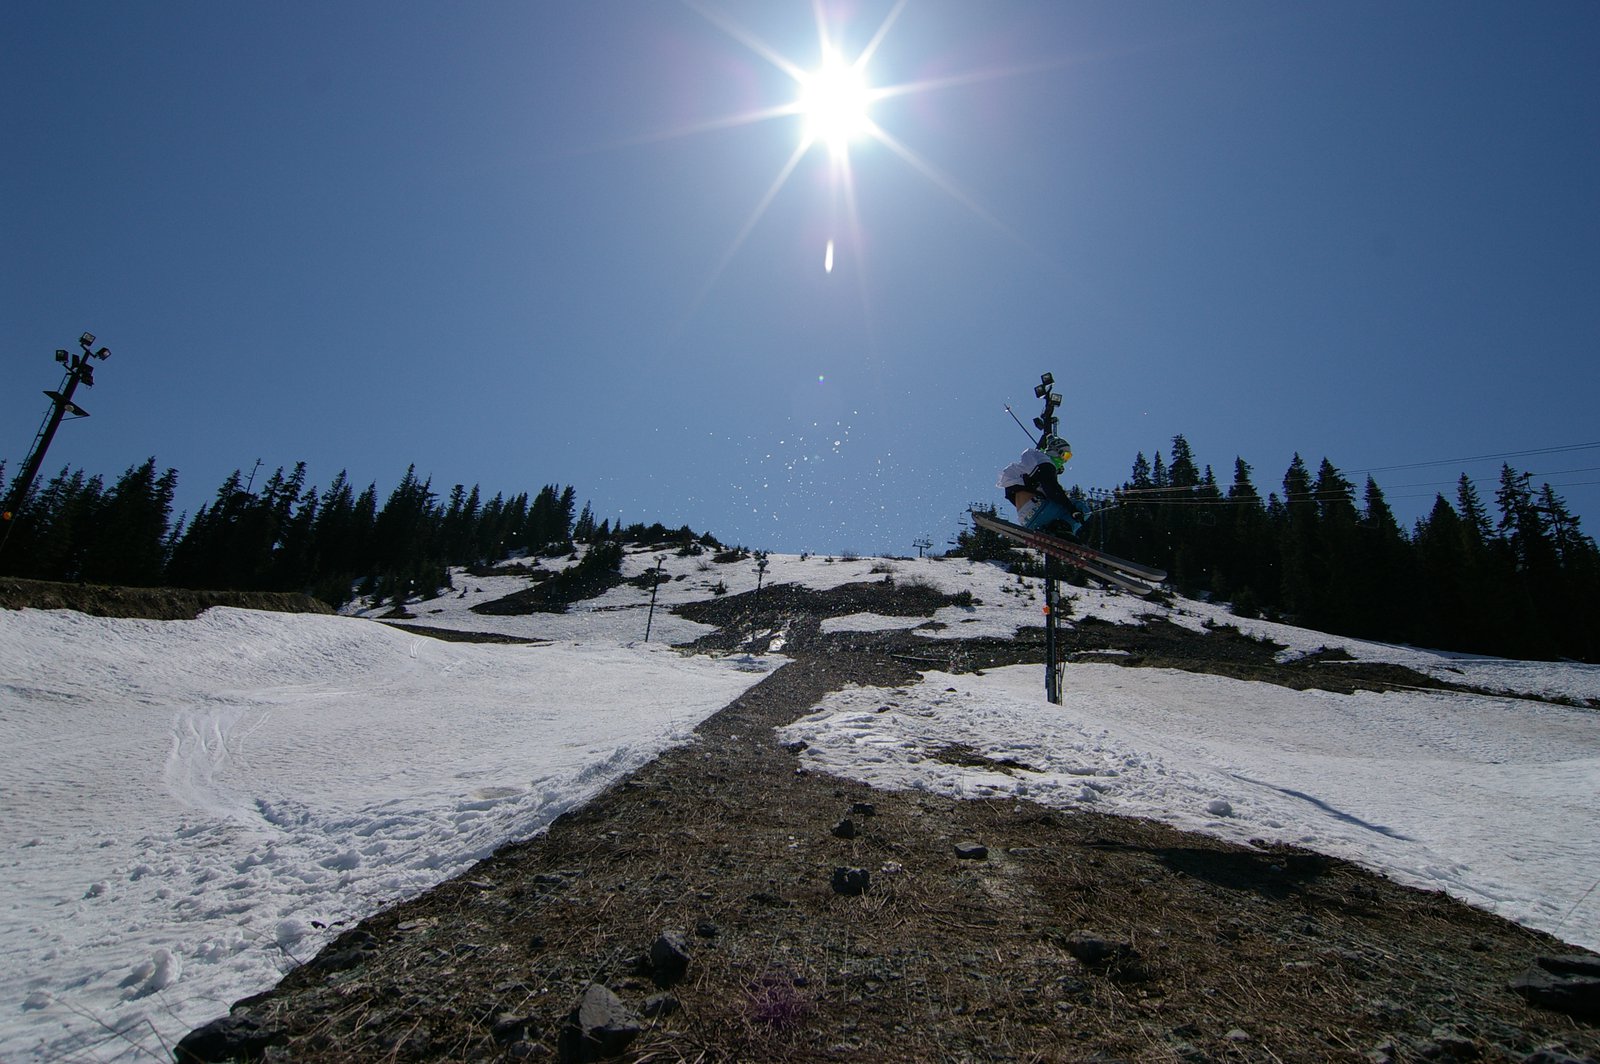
[1,332,113,555]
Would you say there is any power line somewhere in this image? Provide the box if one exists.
[1349,442,1600,476]
[1372,467,1600,492]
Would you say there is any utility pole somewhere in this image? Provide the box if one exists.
[1,332,113,557]
[644,557,665,641]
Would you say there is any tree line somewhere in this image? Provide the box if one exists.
[963,435,1600,663]
[0,459,598,608]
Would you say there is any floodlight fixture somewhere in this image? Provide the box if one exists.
[79,332,96,348]
[43,390,89,417]
[1040,372,1053,386]
[1034,383,1047,398]
[95,347,110,360]
[1049,391,1062,404]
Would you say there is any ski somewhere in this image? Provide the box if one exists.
[971,511,1167,581]
[970,511,1166,595]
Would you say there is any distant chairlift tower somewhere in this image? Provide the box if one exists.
[0,332,113,556]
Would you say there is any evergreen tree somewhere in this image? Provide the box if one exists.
[0,466,104,580]
[1167,435,1201,489]
[82,458,176,586]
[525,485,574,548]
[1307,460,1359,631]
[573,502,596,542]
[273,487,320,592]
[371,465,439,578]
[1277,455,1320,623]
[1413,495,1477,649]
[1354,477,1413,640]
[1227,457,1260,502]
[1495,465,1555,575]
[1218,457,1271,610]
[1539,486,1600,660]
[476,492,509,561]
[951,504,1020,563]
[308,472,369,592]
[1456,474,1494,546]
[1130,453,1152,490]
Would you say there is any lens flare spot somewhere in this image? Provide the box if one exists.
[824,239,835,273]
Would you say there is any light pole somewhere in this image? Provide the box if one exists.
[1,332,112,556]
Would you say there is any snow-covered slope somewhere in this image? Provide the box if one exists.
[2,548,1596,1061]
[0,605,775,1062]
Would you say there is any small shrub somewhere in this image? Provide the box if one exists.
[711,580,728,596]
[745,971,811,1031]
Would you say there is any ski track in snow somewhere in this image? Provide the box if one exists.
[1,548,1597,1061]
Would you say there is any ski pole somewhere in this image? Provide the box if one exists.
[1003,405,1037,445]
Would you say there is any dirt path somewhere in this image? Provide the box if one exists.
[188,630,1599,1063]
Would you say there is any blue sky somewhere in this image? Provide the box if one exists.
[4,1,1597,555]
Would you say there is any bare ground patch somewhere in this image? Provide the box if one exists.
[0,577,332,620]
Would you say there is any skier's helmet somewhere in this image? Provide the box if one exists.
[1042,436,1073,471]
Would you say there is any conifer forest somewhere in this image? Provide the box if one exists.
[3,438,1597,663]
[963,435,1600,663]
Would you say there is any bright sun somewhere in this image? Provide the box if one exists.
[798,52,873,153]
[667,0,1029,295]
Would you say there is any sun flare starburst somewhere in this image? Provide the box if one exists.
[798,52,874,154]
[660,0,1045,320]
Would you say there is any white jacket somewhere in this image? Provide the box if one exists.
[997,448,1052,492]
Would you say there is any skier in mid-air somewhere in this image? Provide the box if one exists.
[997,435,1089,540]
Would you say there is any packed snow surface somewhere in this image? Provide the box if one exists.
[0,606,776,1062]
[2,547,1598,1061]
